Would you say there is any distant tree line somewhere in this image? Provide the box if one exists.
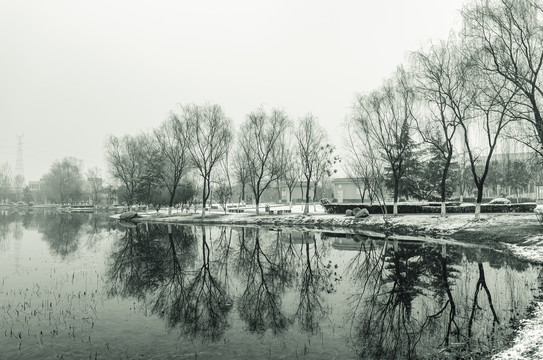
[0,158,114,206]
[104,104,337,217]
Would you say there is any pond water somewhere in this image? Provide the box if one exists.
[0,210,542,359]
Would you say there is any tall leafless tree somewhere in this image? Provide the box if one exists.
[463,0,543,157]
[155,115,190,215]
[178,104,233,218]
[412,39,462,216]
[238,107,290,215]
[343,119,376,204]
[105,133,162,206]
[353,67,416,215]
[86,167,103,206]
[459,67,518,219]
[282,140,302,211]
[232,147,249,206]
[295,114,327,215]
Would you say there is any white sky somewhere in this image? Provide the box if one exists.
[0,0,466,182]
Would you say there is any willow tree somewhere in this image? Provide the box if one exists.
[463,0,543,157]
[238,107,290,215]
[179,104,233,218]
[354,67,416,215]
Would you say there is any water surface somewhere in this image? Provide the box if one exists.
[0,210,541,359]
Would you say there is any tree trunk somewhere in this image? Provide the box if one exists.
[299,182,305,212]
[201,179,208,218]
[168,185,177,216]
[288,189,293,211]
[440,157,451,217]
[313,183,318,212]
[475,185,484,220]
[393,176,399,215]
[304,178,311,215]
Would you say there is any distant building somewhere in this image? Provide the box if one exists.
[331,178,364,203]
[277,181,316,203]
[28,180,41,192]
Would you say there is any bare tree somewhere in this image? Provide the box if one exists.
[343,119,376,204]
[214,176,232,214]
[42,157,84,204]
[86,167,103,206]
[282,141,302,211]
[459,69,518,219]
[311,144,337,211]
[463,0,543,157]
[105,133,162,206]
[0,163,12,204]
[295,114,327,215]
[179,104,233,218]
[232,147,249,206]
[353,67,416,215]
[154,115,190,215]
[412,39,462,216]
[238,107,290,215]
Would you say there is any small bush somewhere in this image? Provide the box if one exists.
[355,208,370,218]
[345,209,353,216]
[489,198,511,204]
[323,202,536,214]
[353,207,362,215]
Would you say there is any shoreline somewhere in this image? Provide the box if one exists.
[113,210,543,358]
[114,211,543,246]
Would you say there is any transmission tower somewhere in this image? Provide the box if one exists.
[15,134,24,180]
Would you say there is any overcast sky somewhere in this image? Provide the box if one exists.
[0,0,466,182]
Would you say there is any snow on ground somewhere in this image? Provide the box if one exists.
[120,204,542,235]
[493,303,543,360]
[504,236,543,264]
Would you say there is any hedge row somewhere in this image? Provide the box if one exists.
[322,203,537,215]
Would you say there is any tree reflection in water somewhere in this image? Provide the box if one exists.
[236,228,291,335]
[108,223,232,341]
[39,213,84,257]
[172,225,232,341]
[294,232,333,334]
[107,223,172,300]
[104,224,541,357]
[345,238,526,359]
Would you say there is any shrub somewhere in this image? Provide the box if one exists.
[489,198,511,204]
[353,207,362,215]
[345,209,353,216]
[323,202,536,214]
[355,208,370,218]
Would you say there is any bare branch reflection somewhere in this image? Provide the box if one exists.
[236,228,291,335]
[39,213,84,257]
[294,232,333,334]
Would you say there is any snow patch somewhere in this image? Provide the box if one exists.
[492,303,543,360]
[505,236,543,264]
